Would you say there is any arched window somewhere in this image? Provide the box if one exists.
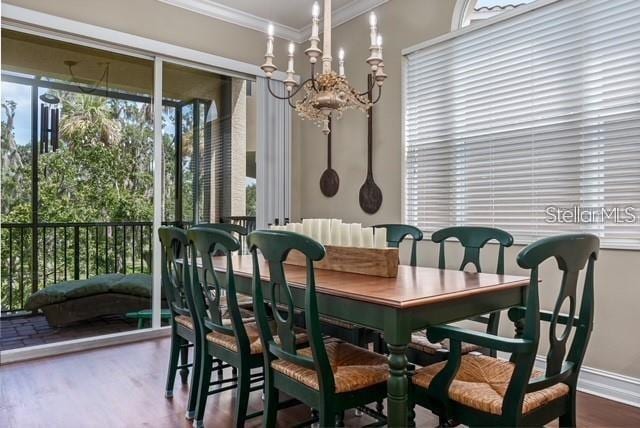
[451,0,539,30]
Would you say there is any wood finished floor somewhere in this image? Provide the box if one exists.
[1,337,639,427]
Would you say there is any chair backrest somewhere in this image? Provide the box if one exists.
[247,231,335,391]
[158,226,191,318]
[197,222,248,237]
[431,226,514,274]
[373,224,423,266]
[503,234,599,417]
[199,222,249,254]
[187,226,249,346]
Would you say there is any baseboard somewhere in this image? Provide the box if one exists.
[0,326,171,365]
[497,352,640,408]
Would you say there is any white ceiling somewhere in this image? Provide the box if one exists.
[158,0,388,42]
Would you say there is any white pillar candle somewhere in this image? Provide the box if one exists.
[377,35,384,62]
[340,223,351,247]
[312,219,322,241]
[338,48,345,76]
[369,12,378,47]
[311,2,320,39]
[331,225,341,246]
[266,23,275,56]
[362,227,374,248]
[330,219,342,245]
[320,219,331,244]
[350,223,362,247]
[374,227,387,249]
[287,42,295,73]
[322,0,332,73]
[302,219,312,237]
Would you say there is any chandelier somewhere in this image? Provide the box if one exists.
[260,0,387,134]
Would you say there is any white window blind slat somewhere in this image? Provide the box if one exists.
[404,0,640,249]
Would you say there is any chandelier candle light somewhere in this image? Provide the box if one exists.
[260,0,387,134]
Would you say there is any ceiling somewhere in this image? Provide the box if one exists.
[157,0,389,42]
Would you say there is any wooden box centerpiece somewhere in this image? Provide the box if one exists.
[285,245,399,278]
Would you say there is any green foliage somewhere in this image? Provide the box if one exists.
[246,182,256,216]
[1,90,157,310]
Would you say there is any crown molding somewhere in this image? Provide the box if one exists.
[157,0,301,41]
[157,0,388,43]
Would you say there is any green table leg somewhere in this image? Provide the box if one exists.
[387,342,409,427]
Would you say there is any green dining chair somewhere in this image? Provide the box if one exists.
[410,233,599,427]
[373,224,424,266]
[408,226,514,365]
[248,230,390,428]
[370,224,423,355]
[193,223,253,310]
[187,226,276,428]
[158,227,197,414]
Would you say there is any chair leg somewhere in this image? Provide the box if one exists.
[179,340,190,385]
[194,353,213,428]
[559,389,577,428]
[263,368,279,428]
[164,330,180,398]
[318,402,335,428]
[186,337,202,420]
[234,365,251,428]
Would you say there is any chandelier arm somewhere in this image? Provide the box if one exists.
[266,77,312,100]
[371,85,383,104]
[356,79,375,97]
[310,63,319,92]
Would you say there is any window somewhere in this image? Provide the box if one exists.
[404,0,640,249]
[453,0,539,30]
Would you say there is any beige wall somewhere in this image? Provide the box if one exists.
[293,0,640,378]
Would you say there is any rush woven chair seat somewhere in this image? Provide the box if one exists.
[409,331,481,356]
[249,230,389,428]
[206,320,308,355]
[271,338,389,393]
[173,306,254,330]
[410,234,599,427]
[413,354,569,416]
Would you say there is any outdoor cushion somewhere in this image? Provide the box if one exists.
[110,273,152,298]
[24,274,124,310]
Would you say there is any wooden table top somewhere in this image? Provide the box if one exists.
[210,255,529,309]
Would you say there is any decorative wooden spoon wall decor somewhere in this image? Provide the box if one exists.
[319,116,339,197]
[359,75,383,214]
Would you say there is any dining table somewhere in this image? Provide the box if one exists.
[207,254,530,427]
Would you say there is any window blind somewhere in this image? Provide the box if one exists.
[404,0,640,249]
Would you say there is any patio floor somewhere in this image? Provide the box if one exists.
[0,314,139,351]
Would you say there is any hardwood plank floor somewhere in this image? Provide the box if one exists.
[1,338,638,427]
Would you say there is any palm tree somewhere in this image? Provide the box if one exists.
[59,92,121,149]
